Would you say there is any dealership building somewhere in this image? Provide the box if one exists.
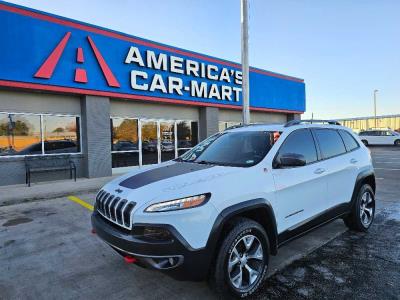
[0,2,305,186]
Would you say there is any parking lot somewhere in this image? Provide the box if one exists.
[0,146,399,299]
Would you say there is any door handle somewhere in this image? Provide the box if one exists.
[314,168,325,174]
[350,158,358,164]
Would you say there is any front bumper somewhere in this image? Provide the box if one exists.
[91,211,212,281]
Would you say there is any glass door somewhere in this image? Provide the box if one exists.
[141,120,159,165]
[160,121,176,162]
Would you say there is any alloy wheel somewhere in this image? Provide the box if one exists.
[360,191,374,227]
[228,235,264,290]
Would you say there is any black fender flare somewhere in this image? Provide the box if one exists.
[206,198,278,257]
[349,166,375,210]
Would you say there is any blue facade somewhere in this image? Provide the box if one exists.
[0,1,305,112]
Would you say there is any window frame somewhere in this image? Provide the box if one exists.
[273,128,320,168]
[311,128,348,160]
[338,129,360,153]
[110,115,200,168]
[0,111,82,158]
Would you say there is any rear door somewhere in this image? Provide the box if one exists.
[271,129,328,233]
[369,130,381,144]
[312,129,358,208]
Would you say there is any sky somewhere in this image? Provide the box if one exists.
[5,0,400,119]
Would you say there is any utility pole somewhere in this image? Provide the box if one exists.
[241,0,250,124]
[374,89,378,128]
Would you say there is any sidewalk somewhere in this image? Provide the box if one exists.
[0,176,118,206]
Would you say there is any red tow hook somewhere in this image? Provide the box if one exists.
[91,228,96,234]
[124,256,137,264]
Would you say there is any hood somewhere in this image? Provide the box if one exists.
[102,161,243,208]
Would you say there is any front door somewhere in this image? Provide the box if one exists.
[271,129,328,233]
[160,121,176,162]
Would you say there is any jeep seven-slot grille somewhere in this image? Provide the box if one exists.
[95,190,136,230]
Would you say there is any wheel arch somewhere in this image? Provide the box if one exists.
[206,199,279,258]
[350,167,376,209]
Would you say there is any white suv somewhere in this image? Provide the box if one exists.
[92,120,375,298]
[359,129,400,146]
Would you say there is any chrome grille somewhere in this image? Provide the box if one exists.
[95,190,136,230]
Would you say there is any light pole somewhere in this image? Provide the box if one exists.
[374,89,378,128]
[241,0,250,124]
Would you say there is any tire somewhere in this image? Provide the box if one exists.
[343,184,375,232]
[361,140,368,146]
[395,139,400,146]
[210,218,269,299]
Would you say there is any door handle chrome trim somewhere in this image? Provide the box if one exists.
[350,158,358,164]
[314,168,325,174]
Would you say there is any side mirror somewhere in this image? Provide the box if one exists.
[275,153,306,168]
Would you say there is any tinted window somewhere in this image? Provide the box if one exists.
[339,130,359,151]
[277,129,317,164]
[314,129,346,159]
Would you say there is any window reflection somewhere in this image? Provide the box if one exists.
[112,152,139,168]
[160,121,175,162]
[111,118,138,151]
[43,115,80,154]
[177,121,198,149]
[141,121,158,165]
[0,113,42,156]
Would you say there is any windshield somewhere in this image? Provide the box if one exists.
[177,131,277,167]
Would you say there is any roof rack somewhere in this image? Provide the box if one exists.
[224,122,284,131]
[284,119,341,127]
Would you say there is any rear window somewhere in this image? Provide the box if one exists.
[339,130,359,151]
[314,129,346,159]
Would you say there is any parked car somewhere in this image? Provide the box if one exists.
[358,129,400,146]
[0,140,78,156]
[92,120,375,298]
[112,140,138,151]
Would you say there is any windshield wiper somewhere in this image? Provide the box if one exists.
[194,160,215,165]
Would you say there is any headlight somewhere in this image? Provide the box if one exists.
[145,193,210,212]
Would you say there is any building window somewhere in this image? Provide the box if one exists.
[218,121,241,132]
[177,121,198,156]
[111,118,139,168]
[43,115,80,154]
[0,112,81,156]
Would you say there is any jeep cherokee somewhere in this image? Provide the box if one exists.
[91,119,375,298]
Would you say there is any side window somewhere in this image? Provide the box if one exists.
[277,129,318,164]
[314,129,346,159]
[339,130,359,151]
[358,131,366,136]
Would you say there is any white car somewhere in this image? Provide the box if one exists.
[92,120,376,298]
[359,129,400,146]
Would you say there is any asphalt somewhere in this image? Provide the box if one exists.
[252,146,400,299]
[0,146,399,299]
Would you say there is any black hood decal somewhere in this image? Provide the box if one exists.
[119,162,214,189]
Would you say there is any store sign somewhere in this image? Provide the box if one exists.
[125,47,243,102]
[0,2,306,113]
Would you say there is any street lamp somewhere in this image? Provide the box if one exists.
[374,89,378,128]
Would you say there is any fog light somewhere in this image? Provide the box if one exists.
[143,227,172,241]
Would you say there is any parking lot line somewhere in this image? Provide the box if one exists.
[67,195,94,211]
[374,167,400,171]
